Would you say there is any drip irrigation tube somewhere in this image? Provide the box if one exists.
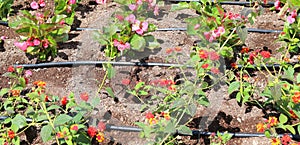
[14,61,284,70]
[0,116,298,140]
[0,20,282,33]
[168,0,275,7]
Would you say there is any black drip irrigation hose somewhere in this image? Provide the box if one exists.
[14,61,284,70]
[0,20,282,34]
[168,0,275,7]
[0,116,298,140]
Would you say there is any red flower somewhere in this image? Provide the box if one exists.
[87,126,97,138]
[201,63,209,69]
[7,66,15,72]
[230,63,238,69]
[97,121,106,132]
[199,50,208,59]
[268,117,278,126]
[45,95,49,102]
[256,123,265,132]
[166,48,173,54]
[260,51,271,58]
[145,112,154,119]
[211,67,220,74]
[80,92,89,102]
[56,132,64,138]
[61,96,68,106]
[8,130,15,139]
[289,110,297,119]
[248,51,258,64]
[281,134,291,145]
[121,79,131,85]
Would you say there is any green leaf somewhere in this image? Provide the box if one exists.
[236,92,241,102]
[0,88,9,96]
[170,2,190,11]
[75,132,90,145]
[19,77,26,88]
[228,81,240,94]
[283,66,294,81]
[286,125,296,134]
[107,66,116,79]
[264,130,271,138]
[279,114,288,124]
[41,124,52,142]
[237,26,248,44]
[165,121,176,133]
[47,105,61,111]
[177,125,192,135]
[138,90,148,96]
[135,82,145,90]
[12,114,27,131]
[144,35,160,49]
[54,114,72,126]
[130,34,146,51]
[297,73,300,84]
[90,96,100,108]
[106,87,116,98]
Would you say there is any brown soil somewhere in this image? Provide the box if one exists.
[0,0,294,145]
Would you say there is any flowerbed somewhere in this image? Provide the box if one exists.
[0,0,300,145]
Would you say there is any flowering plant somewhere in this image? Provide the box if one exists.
[95,0,161,59]
[0,66,106,144]
[209,131,232,145]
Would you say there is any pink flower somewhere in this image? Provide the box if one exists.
[287,16,295,24]
[274,0,281,10]
[217,26,225,35]
[208,51,220,61]
[59,20,65,25]
[66,5,72,13]
[132,20,148,35]
[42,39,49,48]
[25,70,32,77]
[128,4,137,11]
[113,40,130,51]
[30,1,39,9]
[211,67,220,74]
[194,24,200,30]
[1,36,8,40]
[96,0,107,4]
[14,41,28,51]
[125,14,136,24]
[136,0,142,5]
[115,14,124,21]
[68,0,76,5]
[39,0,45,7]
[33,39,41,46]
[204,32,211,40]
[260,51,271,58]
[154,5,159,16]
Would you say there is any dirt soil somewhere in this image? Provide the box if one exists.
[0,0,293,145]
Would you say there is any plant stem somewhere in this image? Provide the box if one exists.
[97,69,108,93]
[41,102,60,145]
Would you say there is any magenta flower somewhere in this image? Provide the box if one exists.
[132,20,148,35]
[274,0,281,10]
[203,32,214,42]
[30,1,39,9]
[39,0,45,7]
[113,40,130,51]
[128,4,137,11]
[42,39,49,48]
[287,10,297,24]
[96,0,107,4]
[125,14,136,24]
[115,14,124,21]
[68,0,76,4]
[217,26,225,35]
[14,42,28,51]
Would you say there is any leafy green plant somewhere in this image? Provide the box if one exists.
[209,131,233,145]
[0,66,106,144]
[0,0,13,21]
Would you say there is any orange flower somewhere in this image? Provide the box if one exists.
[161,111,171,120]
[80,92,89,102]
[149,118,158,125]
[199,49,208,59]
[270,138,280,145]
[7,130,15,139]
[283,57,290,62]
[33,81,46,88]
[292,92,300,104]
[256,123,265,132]
[241,47,249,53]
[289,110,297,119]
[230,63,238,69]
[166,48,173,54]
[268,117,278,126]
[56,132,64,138]
[70,124,78,131]
[174,47,182,52]
[11,90,20,96]
[96,132,105,143]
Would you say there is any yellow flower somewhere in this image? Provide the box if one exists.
[268,117,278,126]
[256,123,264,132]
[270,138,280,145]
[96,132,105,143]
